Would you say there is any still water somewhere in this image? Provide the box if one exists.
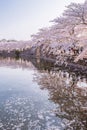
[0,58,87,130]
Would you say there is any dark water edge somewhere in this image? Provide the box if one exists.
[0,49,87,75]
[0,57,87,130]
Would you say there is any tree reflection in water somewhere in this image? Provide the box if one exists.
[35,69,87,130]
[0,57,87,129]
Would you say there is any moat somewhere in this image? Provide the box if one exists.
[0,57,87,130]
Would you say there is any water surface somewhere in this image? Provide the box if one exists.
[0,58,87,130]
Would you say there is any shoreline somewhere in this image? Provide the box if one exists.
[0,52,87,75]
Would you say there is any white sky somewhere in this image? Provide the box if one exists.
[0,0,85,40]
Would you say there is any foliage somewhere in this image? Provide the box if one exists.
[30,0,87,63]
[15,50,20,59]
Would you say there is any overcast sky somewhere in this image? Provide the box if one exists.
[0,0,85,40]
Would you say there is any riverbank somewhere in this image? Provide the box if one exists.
[0,40,87,75]
[20,47,87,75]
[0,50,87,76]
